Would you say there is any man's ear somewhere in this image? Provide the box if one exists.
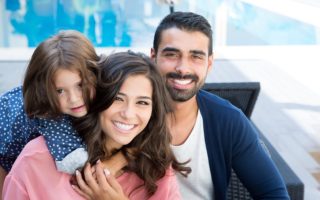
[207,53,214,72]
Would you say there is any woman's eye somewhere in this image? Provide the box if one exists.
[137,101,150,106]
[114,96,123,101]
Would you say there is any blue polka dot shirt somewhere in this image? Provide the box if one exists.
[0,87,85,172]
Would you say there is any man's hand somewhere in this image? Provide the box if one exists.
[72,160,128,200]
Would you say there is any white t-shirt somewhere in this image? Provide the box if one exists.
[172,111,214,200]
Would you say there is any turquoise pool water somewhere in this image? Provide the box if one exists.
[2,0,318,47]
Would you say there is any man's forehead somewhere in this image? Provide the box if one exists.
[158,28,209,54]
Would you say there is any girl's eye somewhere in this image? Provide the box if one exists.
[56,89,64,95]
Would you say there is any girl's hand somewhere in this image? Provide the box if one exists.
[72,160,128,200]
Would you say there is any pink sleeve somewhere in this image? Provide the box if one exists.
[2,174,29,200]
[149,167,181,200]
[167,169,181,200]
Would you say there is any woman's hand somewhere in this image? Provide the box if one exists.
[72,160,128,200]
[100,151,128,177]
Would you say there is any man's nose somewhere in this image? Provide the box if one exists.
[175,57,191,75]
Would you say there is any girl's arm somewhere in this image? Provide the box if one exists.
[0,87,37,172]
[0,166,7,200]
[40,116,128,175]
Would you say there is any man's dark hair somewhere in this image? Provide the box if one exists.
[153,11,213,55]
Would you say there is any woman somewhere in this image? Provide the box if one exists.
[3,51,190,200]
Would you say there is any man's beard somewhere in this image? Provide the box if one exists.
[165,72,204,102]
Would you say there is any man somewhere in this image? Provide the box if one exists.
[150,11,289,199]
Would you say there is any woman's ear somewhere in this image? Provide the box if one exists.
[150,48,156,61]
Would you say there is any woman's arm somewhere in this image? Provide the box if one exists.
[0,166,7,200]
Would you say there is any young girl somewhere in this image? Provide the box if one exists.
[3,51,190,199]
[0,30,96,172]
[0,30,126,195]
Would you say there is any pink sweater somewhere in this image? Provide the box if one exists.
[3,136,181,200]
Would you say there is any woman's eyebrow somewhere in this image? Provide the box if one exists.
[118,92,152,100]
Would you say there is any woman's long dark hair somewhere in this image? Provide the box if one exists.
[74,51,190,196]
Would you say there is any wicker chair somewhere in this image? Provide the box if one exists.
[202,82,304,200]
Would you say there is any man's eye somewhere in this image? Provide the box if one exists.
[164,53,178,58]
[192,54,204,60]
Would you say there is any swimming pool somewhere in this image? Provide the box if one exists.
[1,0,319,47]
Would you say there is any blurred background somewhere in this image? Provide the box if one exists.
[1,0,319,47]
[1,0,320,199]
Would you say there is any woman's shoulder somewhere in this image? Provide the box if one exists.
[19,136,48,154]
[11,136,50,170]
[8,136,53,180]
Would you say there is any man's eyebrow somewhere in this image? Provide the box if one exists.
[161,47,207,56]
[161,47,180,52]
[190,50,206,56]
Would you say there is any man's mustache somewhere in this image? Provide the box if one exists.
[166,72,199,82]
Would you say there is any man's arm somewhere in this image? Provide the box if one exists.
[232,117,289,199]
[0,165,7,200]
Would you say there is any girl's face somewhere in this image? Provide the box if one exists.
[54,68,87,117]
[99,74,153,151]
